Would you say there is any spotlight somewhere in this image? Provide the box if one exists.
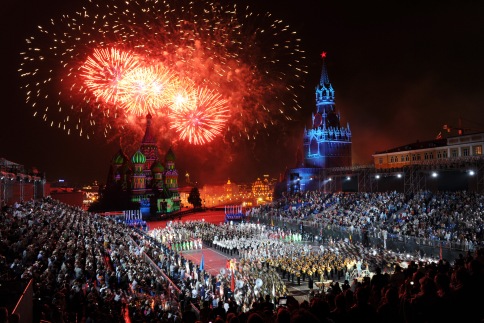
[375,175,380,179]
[346,176,351,181]
[397,174,402,178]
[469,170,475,176]
[431,172,438,178]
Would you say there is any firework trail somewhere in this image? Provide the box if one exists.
[19,0,307,144]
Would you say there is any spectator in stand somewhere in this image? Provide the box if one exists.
[0,307,8,323]
[348,287,377,322]
[376,286,402,323]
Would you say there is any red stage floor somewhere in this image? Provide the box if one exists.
[148,210,232,277]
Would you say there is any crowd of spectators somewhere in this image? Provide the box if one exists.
[1,189,484,323]
[252,190,484,249]
[0,198,186,322]
[387,191,484,246]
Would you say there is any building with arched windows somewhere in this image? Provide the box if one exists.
[0,158,46,207]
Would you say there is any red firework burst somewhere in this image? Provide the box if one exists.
[81,47,140,105]
[167,79,197,112]
[20,0,306,141]
[117,64,176,116]
[169,88,230,145]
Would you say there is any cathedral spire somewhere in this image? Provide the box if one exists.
[141,114,156,144]
[320,51,330,86]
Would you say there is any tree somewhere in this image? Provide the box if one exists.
[88,182,139,212]
[150,186,161,216]
[187,187,202,208]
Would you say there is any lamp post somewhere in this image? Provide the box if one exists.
[19,176,24,203]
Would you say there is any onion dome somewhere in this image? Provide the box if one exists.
[165,147,176,162]
[113,149,128,165]
[151,160,165,173]
[131,150,146,165]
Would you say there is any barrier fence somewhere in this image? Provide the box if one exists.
[252,214,483,261]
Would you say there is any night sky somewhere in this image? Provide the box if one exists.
[1,0,484,186]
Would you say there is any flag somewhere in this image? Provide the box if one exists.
[272,283,276,297]
[200,252,205,272]
[230,270,235,291]
[439,243,443,260]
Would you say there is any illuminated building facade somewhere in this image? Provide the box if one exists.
[0,158,46,206]
[197,180,240,208]
[252,175,273,204]
[107,114,180,215]
[373,132,484,169]
[371,132,484,193]
[82,183,100,210]
[286,53,352,193]
[223,179,239,196]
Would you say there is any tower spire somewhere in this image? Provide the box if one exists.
[320,51,330,86]
[141,114,155,144]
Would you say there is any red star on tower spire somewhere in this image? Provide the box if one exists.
[321,51,327,59]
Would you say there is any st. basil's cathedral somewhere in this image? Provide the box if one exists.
[106,114,180,216]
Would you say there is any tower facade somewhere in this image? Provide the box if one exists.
[139,114,158,188]
[303,52,352,168]
[286,53,352,194]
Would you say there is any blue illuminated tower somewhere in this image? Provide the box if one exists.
[286,53,352,194]
[303,52,352,168]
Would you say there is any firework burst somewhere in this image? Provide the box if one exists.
[81,47,140,106]
[167,79,198,112]
[169,88,230,145]
[117,64,176,116]
[19,0,307,144]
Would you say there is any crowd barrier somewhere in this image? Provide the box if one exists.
[225,213,245,222]
[253,214,483,261]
